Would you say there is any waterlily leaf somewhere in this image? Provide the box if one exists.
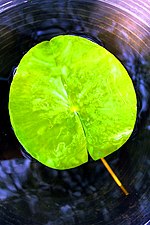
[9,35,137,169]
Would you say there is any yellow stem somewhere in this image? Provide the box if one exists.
[101,158,129,196]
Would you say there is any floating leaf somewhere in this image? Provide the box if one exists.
[9,35,137,169]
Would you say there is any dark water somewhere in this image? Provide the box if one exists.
[0,0,150,225]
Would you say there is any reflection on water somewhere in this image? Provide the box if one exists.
[0,151,149,225]
[0,0,150,224]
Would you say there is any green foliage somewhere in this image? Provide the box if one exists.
[9,35,137,169]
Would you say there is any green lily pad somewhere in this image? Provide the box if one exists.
[9,35,137,170]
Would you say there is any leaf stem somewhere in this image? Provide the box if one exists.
[100,158,129,196]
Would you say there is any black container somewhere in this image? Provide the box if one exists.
[0,0,150,225]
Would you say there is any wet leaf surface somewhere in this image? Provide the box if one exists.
[9,35,137,169]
